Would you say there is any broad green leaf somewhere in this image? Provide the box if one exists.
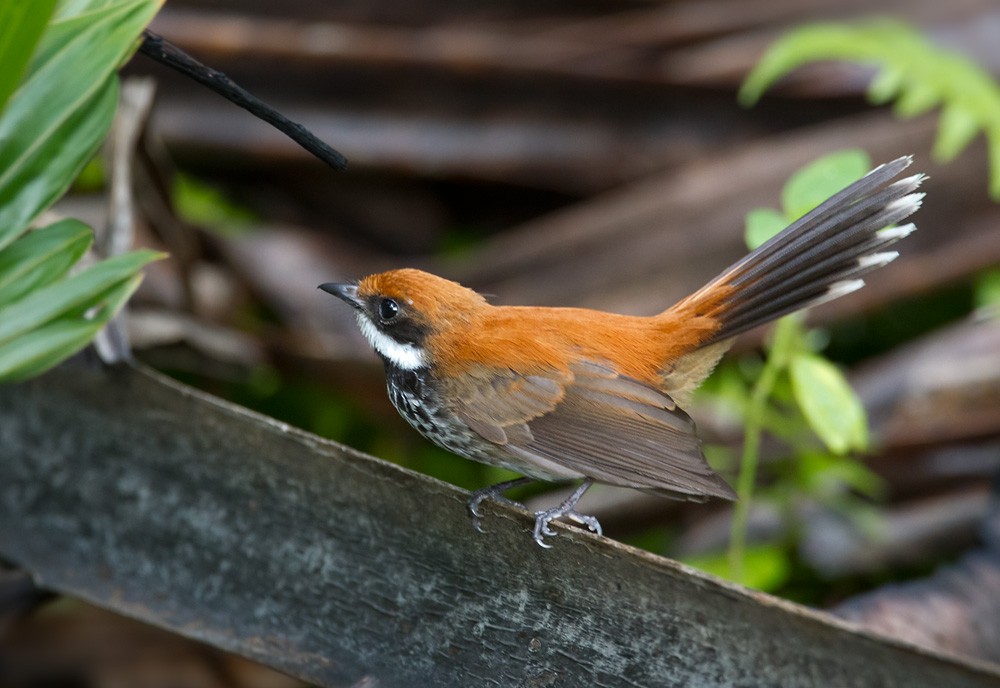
[790,353,869,454]
[0,318,104,384]
[0,249,162,347]
[0,273,143,383]
[0,80,117,252]
[781,149,870,221]
[0,0,165,386]
[744,207,787,250]
[0,219,93,306]
[0,0,162,250]
[56,0,130,21]
[27,2,153,78]
[0,0,59,112]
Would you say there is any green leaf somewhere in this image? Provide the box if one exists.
[744,207,787,250]
[0,273,143,383]
[0,1,166,386]
[0,81,117,254]
[790,353,869,454]
[0,249,162,347]
[55,0,129,20]
[0,0,163,251]
[781,149,871,221]
[0,219,93,307]
[0,317,105,384]
[0,0,59,112]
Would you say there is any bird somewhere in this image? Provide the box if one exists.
[321,156,924,547]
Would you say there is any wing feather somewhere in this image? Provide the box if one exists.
[446,361,735,500]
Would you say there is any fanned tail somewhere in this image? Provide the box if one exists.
[672,156,924,346]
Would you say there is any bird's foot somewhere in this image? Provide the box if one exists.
[532,480,601,548]
[467,478,533,533]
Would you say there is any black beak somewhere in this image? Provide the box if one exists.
[319,282,364,309]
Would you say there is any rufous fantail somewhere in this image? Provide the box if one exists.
[321,157,923,546]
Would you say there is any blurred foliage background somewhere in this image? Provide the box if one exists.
[4,0,1000,686]
[122,0,1000,597]
[106,0,1000,600]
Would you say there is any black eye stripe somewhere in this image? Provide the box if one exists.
[365,294,428,347]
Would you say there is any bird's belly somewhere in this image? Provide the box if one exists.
[384,366,569,481]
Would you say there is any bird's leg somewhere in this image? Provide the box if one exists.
[533,479,602,548]
[467,477,534,533]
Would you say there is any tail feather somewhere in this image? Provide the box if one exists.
[676,156,923,346]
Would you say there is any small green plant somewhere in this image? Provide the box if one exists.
[740,19,1000,199]
[0,0,163,382]
[695,150,885,587]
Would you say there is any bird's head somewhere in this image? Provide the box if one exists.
[320,268,487,370]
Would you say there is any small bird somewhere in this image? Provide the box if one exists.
[321,157,923,547]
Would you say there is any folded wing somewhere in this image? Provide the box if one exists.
[448,360,735,500]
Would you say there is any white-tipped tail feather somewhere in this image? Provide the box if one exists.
[683,156,923,345]
[858,251,899,269]
[811,278,867,309]
[886,192,925,215]
[877,222,917,241]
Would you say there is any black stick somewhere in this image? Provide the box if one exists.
[138,29,348,171]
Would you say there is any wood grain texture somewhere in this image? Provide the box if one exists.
[1,363,998,687]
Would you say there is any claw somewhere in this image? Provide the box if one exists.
[469,478,603,546]
[467,494,488,519]
[535,537,553,550]
[471,512,487,534]
[466,478,532,533]
[530,480,602,547]
[566,511,603,535]
[468,494,490,533]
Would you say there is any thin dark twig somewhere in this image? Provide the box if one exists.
[137,29,348,171]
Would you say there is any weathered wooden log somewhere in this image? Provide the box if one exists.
[1,363,999,686]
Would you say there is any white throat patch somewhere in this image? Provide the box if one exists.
[356,313,427,370]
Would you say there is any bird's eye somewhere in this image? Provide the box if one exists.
[377,298,400,322]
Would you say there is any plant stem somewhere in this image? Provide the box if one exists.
[727,316,799,583]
